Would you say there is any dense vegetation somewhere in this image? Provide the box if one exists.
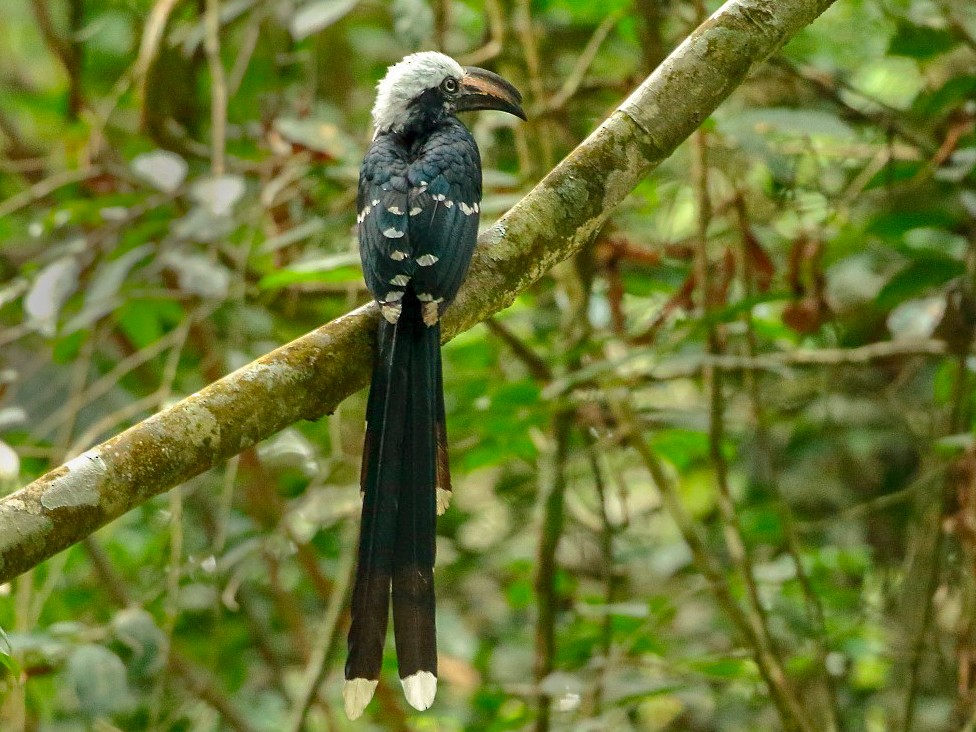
[2,1,976,730]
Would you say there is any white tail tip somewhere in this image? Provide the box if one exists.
[343,677,378,720]
[436,487,452,515]
[401,670,437,711]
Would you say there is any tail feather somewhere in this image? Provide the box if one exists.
[393,314,438,706]
[345,319,403,718]
[346,296,441,718]
[435,344,452,515]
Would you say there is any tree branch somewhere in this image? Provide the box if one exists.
[0,0,838,584]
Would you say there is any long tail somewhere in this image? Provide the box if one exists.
[344,295,441,719]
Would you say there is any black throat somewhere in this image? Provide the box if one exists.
[399,87,453,139]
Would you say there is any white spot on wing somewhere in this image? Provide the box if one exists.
[384,290,404,302]
[390,250,408,261]
[443,200,453,208]
[409,207,423,216]
[387,205,403,215]
[381,303,402,323]
[416,254,439,266]
[431,193,446,201]
[383,227,405,239]
[389,274,410,286]
[422,301,440,326]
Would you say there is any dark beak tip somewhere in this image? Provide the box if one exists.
[461,66,527,120]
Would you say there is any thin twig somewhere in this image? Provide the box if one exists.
[286,521,357,732]
[542,9,626,113]
[484,318,553,382]
[145,315,193,732]
[204,0,227,176]
[901,509,946,731]
[457,0,505,66]
[29,0,84,116]
[168,652,262,732]
[227,6,263,96]
[735,196,843,731]
[546,339,949,396]
[586,438,616,716]
[514,0,553,172]
[34,320,195,440]
[533,409,573,732]
[0,166,101,219]
[903,354,968,728]
[693,131,807,732]
[611,399,815,732]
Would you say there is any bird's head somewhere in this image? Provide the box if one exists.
[371,51,526,137]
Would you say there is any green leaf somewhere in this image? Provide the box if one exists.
[114,298,185,350]
[916,75,976,117]
[688,656,757,680]
[67,644,133,719]
[888,21,957,60]
[290,0,359,40]
[0,626,20,677]
[111,608,167,680]
[258,253,363,290]
[52,330,88,364]
[875,257,963,310]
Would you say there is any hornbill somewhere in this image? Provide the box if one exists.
[345,52,525,719]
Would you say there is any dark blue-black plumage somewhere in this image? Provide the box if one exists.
[344,51,523,720]
[348,117,480,700]
[358,117,482,320]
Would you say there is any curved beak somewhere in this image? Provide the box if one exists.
[457,67,527,120]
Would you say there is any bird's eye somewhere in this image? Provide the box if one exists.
[441,77,459,94]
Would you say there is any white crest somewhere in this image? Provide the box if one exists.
[371,51,464,135]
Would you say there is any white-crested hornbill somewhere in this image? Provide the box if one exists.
[345,52,525,719]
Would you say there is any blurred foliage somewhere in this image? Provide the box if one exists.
[1,0,976,731]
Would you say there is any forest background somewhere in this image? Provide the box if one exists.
[1,1,975,731]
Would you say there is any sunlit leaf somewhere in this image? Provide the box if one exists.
[887,295,945,339]
[0,440,20,486]
[24,255,81,336]
[161,250,231,300]
[273,118,356,159]
[64,244,155,332]
[687,657,756,680]
[131,150,188,193]
[258,252,362,289]
[289,0,358,40]
[190,175,246,216]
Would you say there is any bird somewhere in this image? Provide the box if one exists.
[345,51,525,720]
